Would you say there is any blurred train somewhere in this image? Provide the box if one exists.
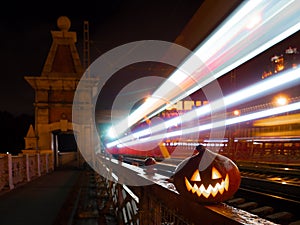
[105,108,182,160]
[105,109,300,164]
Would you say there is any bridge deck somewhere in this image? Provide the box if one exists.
[0,162,81,225]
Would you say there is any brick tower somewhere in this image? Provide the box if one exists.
[24,16,84,163]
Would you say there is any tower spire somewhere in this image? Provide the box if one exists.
[41,16,83,77]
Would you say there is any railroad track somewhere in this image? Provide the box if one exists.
[240,172,300,201]
[226,187,300,225]
[234,172,300,225]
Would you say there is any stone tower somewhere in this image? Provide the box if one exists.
[24,16,84,152]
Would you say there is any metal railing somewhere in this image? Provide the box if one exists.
[0,153,54,192]
[93,154,277,225]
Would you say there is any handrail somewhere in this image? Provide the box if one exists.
[0,153,54,192]
[94,154,277,225]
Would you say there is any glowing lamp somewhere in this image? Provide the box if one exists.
[233,110,240,116]
[275,96,288,106]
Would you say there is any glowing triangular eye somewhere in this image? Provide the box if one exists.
[212,167,222,179]
[191,170,201,181]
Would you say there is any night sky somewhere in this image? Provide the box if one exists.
[0,0,204,116]
[1,0,299,116]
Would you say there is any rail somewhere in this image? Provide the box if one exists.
[93,153,278,225]
[0,152,54,192]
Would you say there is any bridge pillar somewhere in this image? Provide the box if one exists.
[24,16,84,168]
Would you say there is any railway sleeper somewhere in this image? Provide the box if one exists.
[236,201,258,210]
[226,197,298,225]
[250,206,274,217]
[265,211,294,224]
[226,197,245,205]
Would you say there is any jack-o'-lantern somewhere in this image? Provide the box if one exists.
[173,145,241,203]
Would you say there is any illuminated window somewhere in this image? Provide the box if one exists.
[195,101,202,107]
[184,101,195,110]
[174,101,183,110]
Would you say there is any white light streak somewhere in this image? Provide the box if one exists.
[226,102,300,125]
[110,0,300,138]
[106,67,300,148]
[119,101,300,147]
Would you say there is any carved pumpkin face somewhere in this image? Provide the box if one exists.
[185,167,229,198]
[173,147,241,203]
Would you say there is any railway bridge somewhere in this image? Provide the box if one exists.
[1,1,300,224]
[1,149,300,225]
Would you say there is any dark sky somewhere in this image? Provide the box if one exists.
[1,0,299,116]
[0,0,205,116]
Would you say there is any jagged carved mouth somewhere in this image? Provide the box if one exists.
[185,174,229,198]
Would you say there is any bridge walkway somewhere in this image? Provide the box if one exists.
[0,161,116,225]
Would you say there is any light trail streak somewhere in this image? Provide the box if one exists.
[106,67,300,148]
[114,101,300,148]
[110,0,300,137]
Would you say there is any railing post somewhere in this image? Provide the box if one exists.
[37,153,41,177]
[8,154,14,190]
[26,154,30,182]
[45,153,49,173]
[139,187,152,225]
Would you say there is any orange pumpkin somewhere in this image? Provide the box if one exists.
[173,145,241,203]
